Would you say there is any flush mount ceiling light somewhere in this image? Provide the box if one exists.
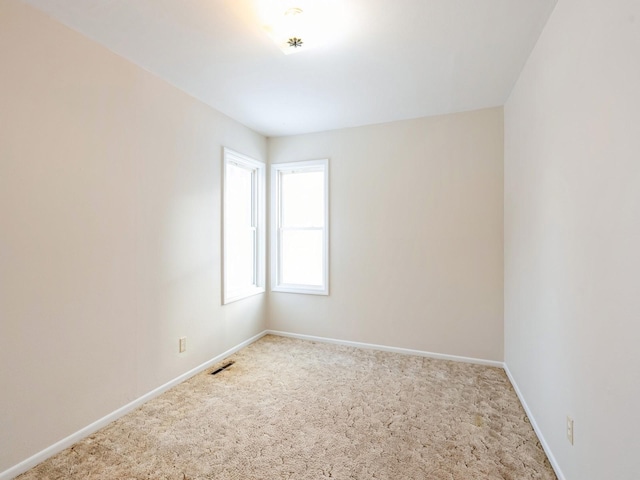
[266,6,310,54]
[260,1,349,55]
[281,7,305,52]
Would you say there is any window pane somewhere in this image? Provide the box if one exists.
[281,229,323,286]
[226,163,255,292]
[226,227,256,291]
[281,171,324,227]
[227,163,254,228]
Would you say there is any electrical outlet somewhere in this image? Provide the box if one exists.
[566,416,574,445]
[179,337,187,353]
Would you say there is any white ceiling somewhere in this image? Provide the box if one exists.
[21,0,557,137]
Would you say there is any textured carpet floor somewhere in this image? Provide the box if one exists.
[18,335,556,479]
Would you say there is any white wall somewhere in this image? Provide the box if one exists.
[0,1,267,473]
[504,0,640,479]
[269,108,504,361]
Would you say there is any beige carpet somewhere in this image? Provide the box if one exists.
[18,335,556,479]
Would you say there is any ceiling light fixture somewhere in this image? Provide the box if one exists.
[259,0,350,55]
[267,6,309,55]
[282,7,305,51]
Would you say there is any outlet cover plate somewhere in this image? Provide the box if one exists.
[566,416,574,445]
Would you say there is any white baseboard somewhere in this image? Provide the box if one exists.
[0,330,268,480]
[265,330,504,368]
[267,331,564,478]
[3,329,563,480]
[504,364,566,480]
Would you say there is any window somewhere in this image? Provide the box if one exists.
[222,148,265,304]
[272,159,329,295]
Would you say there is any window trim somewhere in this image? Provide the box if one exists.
[222,148,266,304]
[271,159,329,295]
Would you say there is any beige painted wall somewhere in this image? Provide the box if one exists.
[0,1,267,472]
[268,108,504,361]
[504,0,640,478]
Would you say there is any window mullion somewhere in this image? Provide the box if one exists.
[281,226,323,231]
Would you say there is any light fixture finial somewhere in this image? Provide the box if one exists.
[287,37,304,48]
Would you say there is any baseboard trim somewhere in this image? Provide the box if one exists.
[265,330,504,368]
[504,364,566,480]
[3,330,563,480]
[0,330,268,480]
[266,331,565,477]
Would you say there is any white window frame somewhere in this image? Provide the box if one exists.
[222,148,266,304]
[271,159,329,295]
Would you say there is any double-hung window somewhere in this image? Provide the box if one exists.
[271,159,329,295]
[222,148,265,304]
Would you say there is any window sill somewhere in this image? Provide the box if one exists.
[223,286,265,305]
[272,285,328,296]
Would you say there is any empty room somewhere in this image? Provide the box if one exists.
[1,0,638,479]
